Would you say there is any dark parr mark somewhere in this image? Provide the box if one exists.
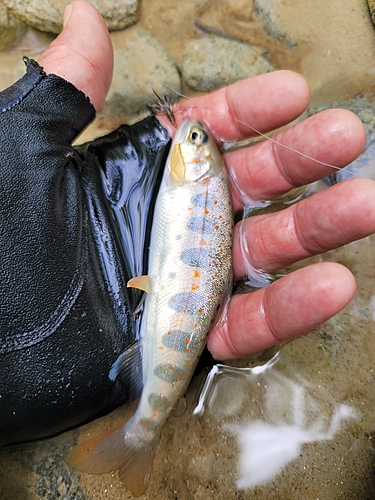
[168,291,204,314]
[181,247,210,268]
[154,364,184,383]
[187,216,214,234]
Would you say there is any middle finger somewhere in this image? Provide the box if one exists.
[232,177,375,278]
[225,108,365,212]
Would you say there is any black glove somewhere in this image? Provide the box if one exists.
[0,58,171,445]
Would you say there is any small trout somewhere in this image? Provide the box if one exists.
[67,119,233,496]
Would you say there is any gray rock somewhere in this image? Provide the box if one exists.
[195,0,255,41]
[195,0,296,51]
[101,28,181,119]
[253,0,296,50]
[3,0,139,34]
[181,36,273,93]
[0,0,6,22]
[0,0,26,51]
[0,429,86,500]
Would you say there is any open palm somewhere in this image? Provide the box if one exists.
[40,0,375,360]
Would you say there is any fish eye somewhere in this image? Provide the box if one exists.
[189,127,208,146]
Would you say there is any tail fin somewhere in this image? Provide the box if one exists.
[66,422,159,497]
[118,440,158,497]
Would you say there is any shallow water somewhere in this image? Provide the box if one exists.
[1,0,375,499]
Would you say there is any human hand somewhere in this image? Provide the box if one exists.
[40,0,375,361]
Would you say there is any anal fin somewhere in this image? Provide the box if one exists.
[109,341,143,398]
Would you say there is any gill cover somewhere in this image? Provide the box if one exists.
[168,120,212,186]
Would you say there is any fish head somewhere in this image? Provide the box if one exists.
[167,119,223,186]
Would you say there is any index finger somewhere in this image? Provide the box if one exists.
[226,107,366,212]
[159,70,311,141]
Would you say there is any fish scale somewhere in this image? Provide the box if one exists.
[140,174,232,421]
[66,119,233,497]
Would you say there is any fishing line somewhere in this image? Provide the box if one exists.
[154,85,362,288]
[160,84,358,176]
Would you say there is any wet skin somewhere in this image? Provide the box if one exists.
[39,0,375,361]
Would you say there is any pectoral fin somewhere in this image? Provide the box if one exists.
[127,275,150,293]
[168,143,186,186]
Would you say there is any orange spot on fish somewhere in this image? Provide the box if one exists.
[205,154,211,160]
[165,397,170,402]
[188,207,192,211]
[168,365,174,371]
[193,323,198,328]
[214,225,219,230]
[194,270,200,278]
[186,348,190,353]
[186,359,190,364]
[218,214,222,219]
[219,248,223,253]
[199,307,203,314]
[204,209,210,215]
[200,239,207,246]
[201,179,210,185]
[153,413,157,417]
[159,346,164,350]
[214,200,218,205]
[178,375,182,380]
[185,338,190,343]
[192,284,199,291]
[212,260,217,265]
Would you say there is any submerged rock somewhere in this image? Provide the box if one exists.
[195,0,296,50]
[367,0,375,27]
[253,0,297,49]
[3,0,139,33]
[195,0,255,40]
[0,0,25,51]
[102,29,181,119]
[181,36,273,92]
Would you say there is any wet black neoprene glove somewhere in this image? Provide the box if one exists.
[0,58,171,445]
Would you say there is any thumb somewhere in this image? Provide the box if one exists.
[38,0,113,112]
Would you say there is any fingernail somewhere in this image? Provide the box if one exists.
[63,3,73,27]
